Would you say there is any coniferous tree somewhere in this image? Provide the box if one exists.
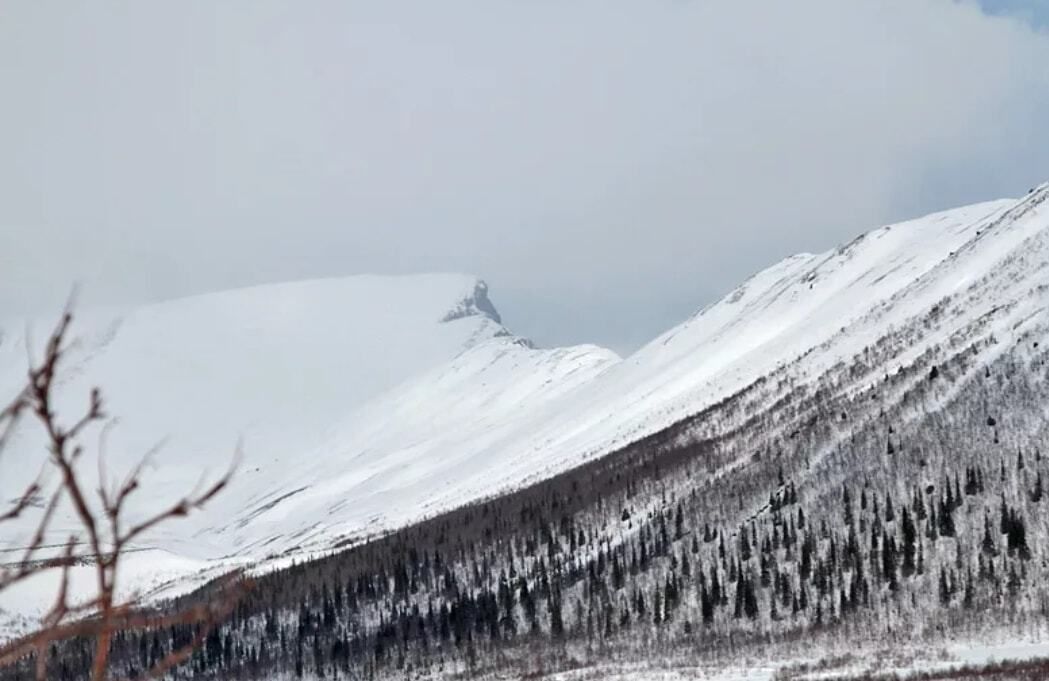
[700,582,714,625]
[982,514,998,557]
[843,485,853,526]
[549,588,565,639]
[901,508,917,577]
[881,530,898,590]
[938,496,956,537]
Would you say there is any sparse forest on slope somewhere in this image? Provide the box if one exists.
[3,186,1048,679]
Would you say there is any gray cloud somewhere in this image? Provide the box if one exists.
[2,0,1049,354]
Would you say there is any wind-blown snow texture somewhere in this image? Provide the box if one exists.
[2,185,1047,627]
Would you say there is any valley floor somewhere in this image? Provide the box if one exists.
[241,637,1049,680]
[529,638,1049,680]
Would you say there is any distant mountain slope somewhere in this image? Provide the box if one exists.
[230,337,618,555]
[25,182,1043,681]
[255,191,1041,557]
[495,197,1023,462]
[219,193,1040,558]
[3,184,1048,646]
[0,273,512,470]
[0,273,617,624]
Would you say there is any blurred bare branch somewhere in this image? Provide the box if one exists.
[0,311,243,680]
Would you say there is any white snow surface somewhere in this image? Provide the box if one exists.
[3,185,1049,629]
[524,638,1049,680]
[0,273,620,625]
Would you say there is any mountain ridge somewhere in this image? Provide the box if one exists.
[2,186,1048,658]
[51,180,1047,681]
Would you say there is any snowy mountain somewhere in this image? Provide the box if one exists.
[223,186,1048,563]
[2,183,1049,673]
[0,273,617,619]
[1,273,512,468]
[183,182,1043,680]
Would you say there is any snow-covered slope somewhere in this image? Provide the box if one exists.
[463,196,1029,470]
[217,337,618,554]
[3,273,515,456]
[169,187,1048,562]
[2,184,1048,629]
[0,273,616,621]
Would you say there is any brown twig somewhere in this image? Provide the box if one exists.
[0,576,251,670]
[0,310,241,680]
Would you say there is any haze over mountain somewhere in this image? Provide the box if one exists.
[4,1,1049,354]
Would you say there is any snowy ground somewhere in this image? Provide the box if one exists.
[533,638,1049,680]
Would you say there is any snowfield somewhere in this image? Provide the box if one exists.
[0,273,618,626]
[2,184,1048,637]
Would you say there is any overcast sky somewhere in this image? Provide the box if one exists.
[981,0,1049,26]
[2,1,1048,354]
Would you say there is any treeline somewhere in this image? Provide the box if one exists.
[31,445,1046,681]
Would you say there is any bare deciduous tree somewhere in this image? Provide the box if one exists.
[0,311,246,680]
